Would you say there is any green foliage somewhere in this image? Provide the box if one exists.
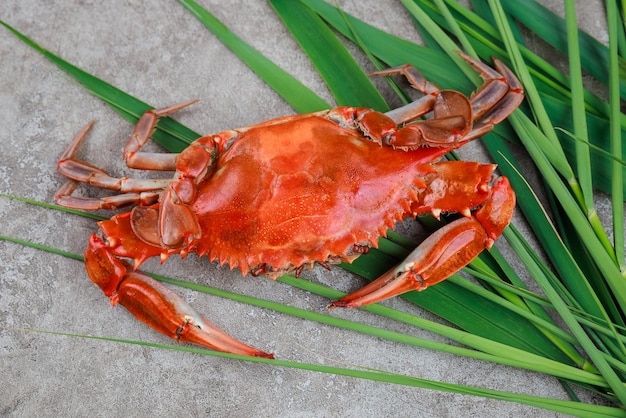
[2,0,626,414]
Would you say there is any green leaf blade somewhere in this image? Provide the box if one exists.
[0,20,199,153]
[178,0,329,114]
[269,0,388,110]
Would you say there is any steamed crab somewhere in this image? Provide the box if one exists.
[56,52,523,358]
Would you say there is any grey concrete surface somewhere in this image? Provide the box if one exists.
[0,1,612,416]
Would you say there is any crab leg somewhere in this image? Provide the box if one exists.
[372,65,439,124]
[57,121,174,189]
[371,53,522,149]
[85,233,274,358]
[56,102,200,210]
[56,180,161,210]
[458,54,524,143]
[331,165,515,308]
[379,53,519,125]
[457,51,524,124]
[122,100,197,170]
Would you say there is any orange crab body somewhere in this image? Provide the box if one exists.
[195,114,440,274]
[56,53,523,358]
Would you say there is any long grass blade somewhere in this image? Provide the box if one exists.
[0,225,611,391]
[564,0,594,212]
[606,0,626,273]
[1,188,618,408]
[268,0,387,109]
[177,0,329,113]
[499,0,626,99]
[5,327,623,417]
[488,0,626,404]
[390,0,608,362]
[0,20,199,153]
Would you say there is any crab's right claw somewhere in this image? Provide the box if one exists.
[331,175,515,309]
[84,234,274,359]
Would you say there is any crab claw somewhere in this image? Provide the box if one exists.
[85,234,274,358]
[331,176,515,309]
[330,217,488,308]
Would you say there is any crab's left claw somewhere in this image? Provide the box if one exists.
[84,234,274,358]
[331,176,515,308]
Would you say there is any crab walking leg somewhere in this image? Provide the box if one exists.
[456,51,524,124]
[56,180,162,210]
[371,64,439,125]
[57,101,200,198]
[85,234,274,358]
[369,53,523,149]
[123,100,198,170]
[459,57,524,141]
[57,121,174,192]
[375,53,516,126]
[331,176,515,308]
[55,103,202,210]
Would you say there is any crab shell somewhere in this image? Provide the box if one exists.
[98,110,500,280]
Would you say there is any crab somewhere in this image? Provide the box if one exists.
[55,52,523,359]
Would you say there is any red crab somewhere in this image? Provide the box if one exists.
[56,52,523,359]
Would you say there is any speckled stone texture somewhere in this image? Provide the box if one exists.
[0,1,612,416]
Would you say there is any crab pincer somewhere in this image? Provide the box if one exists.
[85,234,273,358]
